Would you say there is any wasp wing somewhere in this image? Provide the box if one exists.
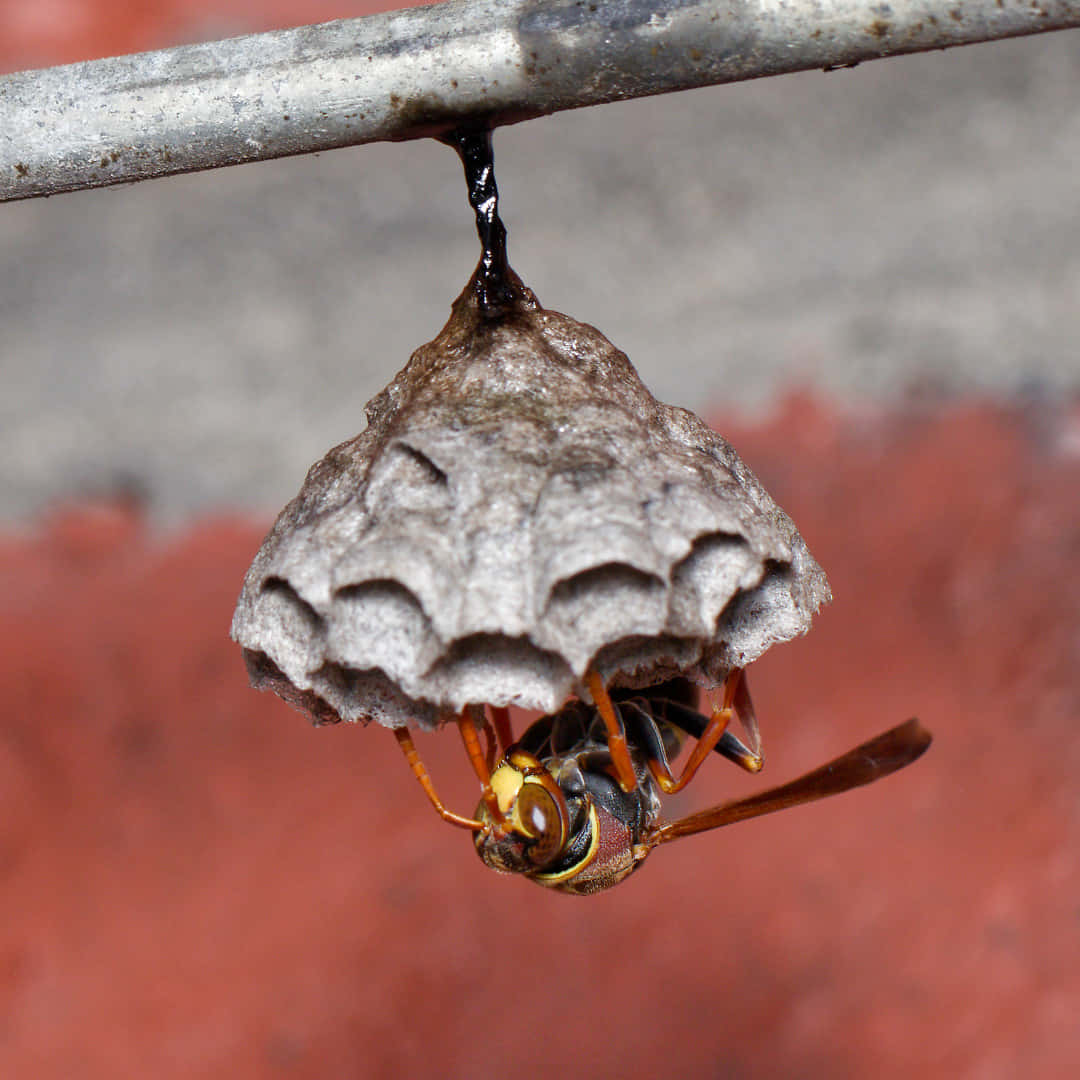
[651,718,931,846]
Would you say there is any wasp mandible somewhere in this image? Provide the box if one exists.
[394,670,931,894]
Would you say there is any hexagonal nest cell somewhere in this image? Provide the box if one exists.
[231,268,830,729]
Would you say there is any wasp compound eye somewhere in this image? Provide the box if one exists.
[515,782,566,868]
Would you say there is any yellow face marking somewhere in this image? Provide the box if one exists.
[490,763,525,816]
[532,803,599,886]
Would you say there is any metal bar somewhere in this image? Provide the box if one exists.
[2,0,1078,203]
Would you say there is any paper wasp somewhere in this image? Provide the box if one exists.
[394,669,931,894]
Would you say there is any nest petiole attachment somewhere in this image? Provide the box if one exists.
[439,127,528,317]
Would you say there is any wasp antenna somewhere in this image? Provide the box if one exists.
[393,726,485,832]
[457,707,509,828]
[490,705,514,757]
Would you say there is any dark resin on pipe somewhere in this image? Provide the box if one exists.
[441,129,527,317]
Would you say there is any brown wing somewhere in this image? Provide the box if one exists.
[651,718,931,847]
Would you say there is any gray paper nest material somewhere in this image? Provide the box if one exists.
[231,276,830,729]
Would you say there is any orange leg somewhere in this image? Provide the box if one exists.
[648,702,731,795]
[490,706,514,756]
[585,670,638,793]
[646,669,761,794]
[457,707,508,828]
[393,726,483,831]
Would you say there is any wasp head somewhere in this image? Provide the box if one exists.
[473,748,571,874]
[474,738,657,894]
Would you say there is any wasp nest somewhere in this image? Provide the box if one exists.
[231,264,830,729]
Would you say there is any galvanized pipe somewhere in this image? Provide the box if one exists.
[2,0,1078,202]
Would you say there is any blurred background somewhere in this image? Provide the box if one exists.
[0,3,1078,1077]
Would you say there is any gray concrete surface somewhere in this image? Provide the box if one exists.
[1,30,1077,524]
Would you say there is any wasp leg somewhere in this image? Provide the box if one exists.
[585,669,638,793]
[656,678,763,775]
[648,669,761,794]
[490,706,514,757]
[700,668,764,775]
[654,709,730,794]
[457,706,509,828]
[393,726,484,831]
